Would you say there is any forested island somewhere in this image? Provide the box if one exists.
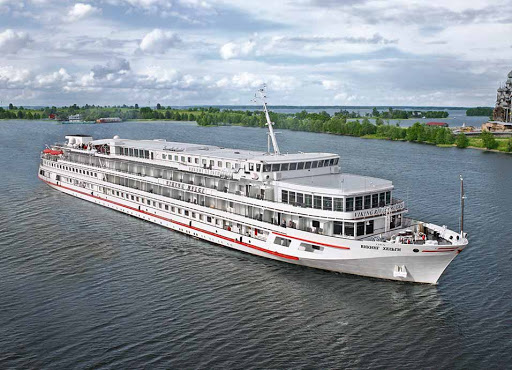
[465,107,493,117]
[1,104,510,152]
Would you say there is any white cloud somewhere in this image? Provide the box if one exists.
[0,66,31,87]
[321,80,342,90]
[36,68,71,87]
[219,72,299,91]
[67,3,101,22]
[219,40,256,59]
[0,29,31,54]
[139,29,182,54]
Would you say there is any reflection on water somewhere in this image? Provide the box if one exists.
[0,119,510,368]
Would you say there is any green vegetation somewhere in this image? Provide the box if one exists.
[466,107,493,117]
[479,130,499,150]
[455,133,470,148]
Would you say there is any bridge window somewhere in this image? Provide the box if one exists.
[334,158,339,165]
[372,193,378,208]
[346,197,354,212]
[323,197,332,211]
[305,194,312,208]
[334,198,343,211]
[311,161,318,169]
[364,195,371,209]
[297,162,305,170]
[313,196,322,209]
[281,163,289,171]
[297,193,304,206]
[263,164,271,172]
[386,191,391,205]
[290,163,297,170]
[289,192,296,204]
[355,196,363,210]
[305,162,312,169]
[271,163,280,171]
[379,192,385,206]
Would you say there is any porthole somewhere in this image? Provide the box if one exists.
[413,248,419,253]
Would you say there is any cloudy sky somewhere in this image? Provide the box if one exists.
[0,0,511,107]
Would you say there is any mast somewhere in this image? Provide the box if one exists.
[459,174,465,235]
[253,85,281,155]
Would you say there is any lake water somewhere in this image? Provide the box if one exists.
[1,119,511,368]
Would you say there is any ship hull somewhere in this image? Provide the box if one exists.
[39,175,465,284]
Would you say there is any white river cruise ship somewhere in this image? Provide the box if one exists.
[38,99,468,284]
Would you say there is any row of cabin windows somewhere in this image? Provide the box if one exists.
[263,158,339,172]
[119,147,151,160]
[47,161,99,178]
[160,153,236,170]
[105,187,263,235]
[281,190,391,211]
[333,220,374,237]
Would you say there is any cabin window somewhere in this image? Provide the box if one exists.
[207,216,212,223]
[386,191,391,205]
[281,163,289,171]
[305,162,312,169]
[271,163,280,171]
[175,155,179,161]
[188,157,192,163]
[181,156,186,162]
[372,193,379,208]
[297,193,304,206]
[300,243,324,253]
[282,190,288,203]
[334,198,343,212]
[333,221,343,235]
[379,193,385,207]
[226,162,230,168]
[145,150,150,159]
[195,158,199,164]
[312,220,320,228]
[366,220,374,234]
[147,199,150,205]
[289,192,296,204]
[346,197,354,212]
[162,154,167,160]
[357,222,365,236]
[256,164,261,171]
[305,194,312,208]
[263,164,271,172]
[313,196,322,209]
[355,196,363,210]
[311,161,318,169]
[129,148,134,156]
[184,210,189,216]
[249,163,254,171]
[323,197,333,211]
[274,237,291,247]
[345,222,355,236]
[364,195,371,209]
[134,149,139,157]
[297,162,305,170]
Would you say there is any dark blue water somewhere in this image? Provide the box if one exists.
[1,120,511,369]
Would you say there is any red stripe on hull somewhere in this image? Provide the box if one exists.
[40,178,299,261]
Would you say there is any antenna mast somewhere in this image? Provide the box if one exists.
[459,174,466,235]
[253,85,281,155]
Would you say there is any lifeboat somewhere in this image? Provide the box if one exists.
[44,149,63,155]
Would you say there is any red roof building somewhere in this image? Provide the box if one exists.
[426,121,448,127]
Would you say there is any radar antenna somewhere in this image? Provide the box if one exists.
[252,84,281,155]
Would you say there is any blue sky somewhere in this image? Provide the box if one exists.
[0,0,511,106]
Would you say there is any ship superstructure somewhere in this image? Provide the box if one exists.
[38,97,468,284]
